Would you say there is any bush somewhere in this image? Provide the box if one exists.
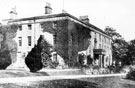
[126,70,135,79]
[126,65,135,79]
[25,45,43,72]
[25,35,52,72]
[0,50,11,69]
[120,65,130,73]
[25,36,44,72]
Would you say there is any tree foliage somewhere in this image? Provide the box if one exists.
[0,24,18,69]
[104,26,128,66]
[40,35,52,68]
[105,26,122,40]
[25,35,52,72]
[25,36,43,72]
[126,39,135,65]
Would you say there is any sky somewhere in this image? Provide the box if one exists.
[0,0,135,41]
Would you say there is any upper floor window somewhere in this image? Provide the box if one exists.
[99,44,101,49]
[28,36,32,46]
[99,34,101,42]
[102,36,104,43]
[28,24,32,30]
[95,32,96,38]
[109,39,111,45]
[18,37,22,46]
[105,37,106,43]
[19,26,22,31]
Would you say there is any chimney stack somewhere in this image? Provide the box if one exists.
[79,15,89,23]
[45,2,52,14]
[10,6,17,19]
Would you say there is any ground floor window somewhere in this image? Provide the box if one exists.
[28,36,32,46]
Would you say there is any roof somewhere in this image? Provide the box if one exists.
[9,13,111,38]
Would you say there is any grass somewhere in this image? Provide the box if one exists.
[0,79,101,88]
[1,77,135,88]
[0,69,49,78]
[0,69,135,88]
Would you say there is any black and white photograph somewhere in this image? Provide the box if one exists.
[0,0,135,87]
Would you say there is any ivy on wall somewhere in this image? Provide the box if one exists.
[41,19,91,67]
[41,20,69,65]
[68,20,91,67]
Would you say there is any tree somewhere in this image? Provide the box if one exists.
[0,24,18,69]
[126,39,135,65]
[104,26,128,66]
[105,26,122,40]
[25,36,43,72]
[25,35,52,72]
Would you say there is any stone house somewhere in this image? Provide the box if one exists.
[3,3,112,68]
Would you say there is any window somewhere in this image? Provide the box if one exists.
[99,34,101,42]
[106,38,108,44]
[102,36,104,42]
[109,39,111,44]
[105,37,106,43]
[28,36,31,46]
[18,37,22,46]
[99,44,101,49]
[28,24,32,30]
[89,41,91,53]
[53,33,57,44]
[19,26,22,31]
[95,32,96,38]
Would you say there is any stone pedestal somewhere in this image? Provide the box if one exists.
[7,57,29,71]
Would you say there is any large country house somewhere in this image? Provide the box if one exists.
[3,3,112,68]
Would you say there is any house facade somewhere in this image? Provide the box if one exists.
[4,3,112,68]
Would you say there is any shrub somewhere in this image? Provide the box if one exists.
[25,36,44,72]
[25,35,52,72]
[126,65,135,79]
[0,50,11,69]
[40,35,52,68]
[25,45,43,72]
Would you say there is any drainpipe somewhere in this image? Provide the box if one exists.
[33,18,36,45]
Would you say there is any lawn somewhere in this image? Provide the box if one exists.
[0,77,135,88]
[0,69,135,88]
[0,79,101,88]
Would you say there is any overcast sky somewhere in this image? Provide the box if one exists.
[0,0,135,41]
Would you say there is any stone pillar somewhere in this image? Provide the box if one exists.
[102,55,104,68]
[100,55,102,68]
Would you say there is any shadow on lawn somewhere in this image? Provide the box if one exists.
[0,70,49,78]
[0,79,102,88]
[30,79,102,88]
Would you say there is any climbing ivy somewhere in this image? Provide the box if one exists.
[41,19,91,68]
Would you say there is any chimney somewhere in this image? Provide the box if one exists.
[10,7,17,19]
[45,2,52,14]
[79,15,89,23]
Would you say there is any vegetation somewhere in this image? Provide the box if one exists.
[0,50,11,69]
[25,36,43,72]
[25,35,53,72]
[40,35,52,68]
[104,26,128,66]
[0,24,18,69]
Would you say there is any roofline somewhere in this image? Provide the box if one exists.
[9,13,111,38]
